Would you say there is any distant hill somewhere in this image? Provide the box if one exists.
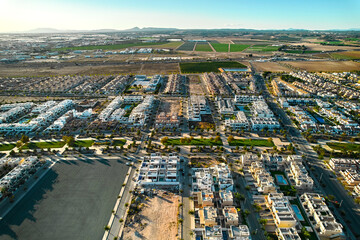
[27,28,62,33]
[124,27,179,32]
[10,27,360,34]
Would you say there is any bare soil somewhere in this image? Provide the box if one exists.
[122,193,179,240]
[251,62,291,72]
[158,99,181,115]
[284,60,360,72]
[188,75,205,95]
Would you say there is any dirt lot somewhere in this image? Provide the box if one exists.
[140,63,179,75]
[158,99,181,115]
[0,96,80,104]
[122,192,179,240]
[190,157,222,168]
[252,62,291,72]
[188,75,205,95]
[0,64,142,77]
[289,42,360,52]
[284,60,360,72]
[0,62,180,77]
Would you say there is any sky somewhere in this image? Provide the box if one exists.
[0,0,359,32]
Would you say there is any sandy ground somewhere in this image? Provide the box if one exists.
[188,75,205,95]
[0,62,180,77]
[159,99,181,115]
[122,193,179,240]
[284,60,360,72]
[289,42,360,51]
[140,63,179,75]
[333,51,360,58]
[251,62,291,72]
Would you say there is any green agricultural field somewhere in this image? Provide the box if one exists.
[230,44,250,52]
[229,138,274,147]
[177,42,196,51]
[180,61,247,73]
[112,139,127,146]
[21,141,66,149]
[157,41,184,49]
[211,43,229,52]
[330,53,359,60]
[195,43,213,52]
[54,42,169,51]
[165,138,223,146]
[73,140,94,148]
[326,142,360,152]
[247,45,280,52]
[0,143,16,151]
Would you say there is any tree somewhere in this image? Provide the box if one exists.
[301,227,311,239]
[160,137,169,145]
[20,135,29,144]
[62,136,75,147]
[214,136,221,142]
[16,141,23,148]
[259,218,268,225]
[227,135,234,143]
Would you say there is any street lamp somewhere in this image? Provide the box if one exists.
[319,173,323,182]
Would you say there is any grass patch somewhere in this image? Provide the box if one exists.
[326,142,360,152]
[228,138,274,147]
[247,45,280,52]
[22,141,66,149]
[330,53,359,60]
[211,43,229,52]
[112,139,127,146]
[73,140,94,148]
[230,44,250,52]
[195,43,213,52]
[54,42,168,51]
[0,143,16,151]
[157,41,184,49]
[165,138,223,146]
[180,61,247,73]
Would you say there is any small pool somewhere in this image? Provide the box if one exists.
[292,205,304,221]
[275,175,288,185]
[222,68,248,72]
[235,105,245,111]
[314,116,325,124]
[123,105,132,110]
[17,118,30,124]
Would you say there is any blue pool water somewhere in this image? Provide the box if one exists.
[17,118,30,124]
[314,116,325,124]
[292,205,304,221]
[235,105,245,111]
[222,68,248,72]
[276,175,288,185]
[123,105,132,110]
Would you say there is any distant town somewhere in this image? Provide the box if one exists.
[0,28,359,240]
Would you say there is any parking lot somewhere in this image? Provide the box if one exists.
[0,156,129,240]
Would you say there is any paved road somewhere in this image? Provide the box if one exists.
[256,73,360,239]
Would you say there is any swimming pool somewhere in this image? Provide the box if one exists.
[235,105,245,111]
[222,68,248,72]
[292,205,304,221]
[275,175,288,185]
[123,105,132,110]
[17,118,30,124]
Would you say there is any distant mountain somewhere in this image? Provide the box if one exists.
[124,27,179,32]
[8,26,360,34]
[27,28,62,33]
